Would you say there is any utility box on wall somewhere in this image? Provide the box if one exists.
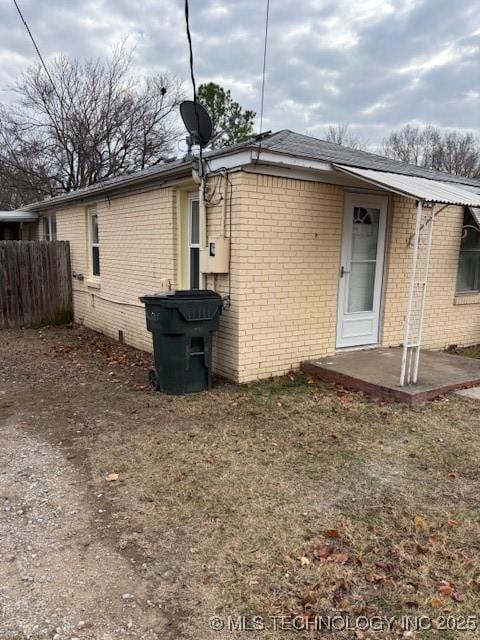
[200,237,230,273]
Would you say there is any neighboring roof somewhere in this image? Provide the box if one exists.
[334,165,480,207]
[0,210,38,222]
[22,129,480,212]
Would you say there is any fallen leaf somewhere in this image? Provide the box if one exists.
[438,583,454,596]
[428,536,437,546]
[303,590,317,605]
[413,515,427,530]
[452,591,465,603]
[106,473,119,482]
[331,552,349,564]
[313,545,334,559]
[405,601,419,609]
[325,528,340,539]
[416,543,428,555]
[299,556,310,566]
[431,596,443,609]
[448,471,457,479]
[374,561,390,571]
[365,573,385,583]
[447,518,460,528]
[354,631,365,640]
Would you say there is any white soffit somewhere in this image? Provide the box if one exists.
[333,164,480,207]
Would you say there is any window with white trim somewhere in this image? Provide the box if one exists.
[456,208,480,293]
[188,196,200,289]
[43,214,57,241]
[89,208,100,278]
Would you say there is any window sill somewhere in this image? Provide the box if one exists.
[86,278,101,290]
[454,292,480,305]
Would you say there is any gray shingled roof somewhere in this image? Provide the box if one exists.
[245,130,480,188]
[23,129,480,211]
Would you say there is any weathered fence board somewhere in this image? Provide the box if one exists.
[0,241,72,328]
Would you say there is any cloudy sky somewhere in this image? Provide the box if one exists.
[0,0,479,146]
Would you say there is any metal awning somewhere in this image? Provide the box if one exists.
[333,164,480,207]
[0,210,38,222]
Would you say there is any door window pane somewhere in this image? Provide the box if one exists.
[190,248,200,289]
[351,207,380,260]
[348,262,376,312]
[190,200,200,244]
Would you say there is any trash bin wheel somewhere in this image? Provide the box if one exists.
[148,368,160,391]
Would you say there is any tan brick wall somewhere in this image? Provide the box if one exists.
[381,196,480,349]
[203,174,240,381]
[53,188,177,354]
[232,177,480,383]
[37,176,480,385]
[232,172,344,382]
[41,182,240,381]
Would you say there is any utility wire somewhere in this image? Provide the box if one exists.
[259,0,270,135]
[12,0,62,103]
[184,0,203,173]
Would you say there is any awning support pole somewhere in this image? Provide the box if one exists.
[412,204,436,383]
[400,200,423,387]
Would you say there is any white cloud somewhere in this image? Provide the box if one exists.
[0,0,478,143]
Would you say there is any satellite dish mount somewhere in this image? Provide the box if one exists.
[180,100,213,163]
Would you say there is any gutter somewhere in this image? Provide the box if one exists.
[22,162,194,213]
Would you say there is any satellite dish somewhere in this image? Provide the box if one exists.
[180,100,213,148]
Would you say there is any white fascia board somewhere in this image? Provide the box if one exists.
[0,211,38,222]
[207,150,254,172]
[207,149,333,174]
[253,150,332,172]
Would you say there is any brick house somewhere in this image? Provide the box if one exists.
[21,130,480,383]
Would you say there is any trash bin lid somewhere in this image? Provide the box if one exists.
[140,289,222,303]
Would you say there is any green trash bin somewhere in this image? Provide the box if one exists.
[140,290,223,395]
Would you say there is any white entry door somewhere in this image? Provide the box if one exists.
[336,193,388,349]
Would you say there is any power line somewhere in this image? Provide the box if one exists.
[184,0,197,103]
[11,0,61,102]
[184,0,203,171]
[259,0,270,135]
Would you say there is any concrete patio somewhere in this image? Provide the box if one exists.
[302,347,480,404]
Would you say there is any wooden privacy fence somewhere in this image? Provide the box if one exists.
[0,241,73,328]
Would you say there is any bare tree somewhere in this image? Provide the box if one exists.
[0,46,183,206]
[324,122,365,150]
[382,125,480,178]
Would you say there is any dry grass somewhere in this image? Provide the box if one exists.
[2,326,480,639]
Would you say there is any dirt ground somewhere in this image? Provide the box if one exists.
[0,325,479,640]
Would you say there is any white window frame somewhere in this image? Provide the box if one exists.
[43,214,57,241]
[188,193,200,289]
[88,207,100,279]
